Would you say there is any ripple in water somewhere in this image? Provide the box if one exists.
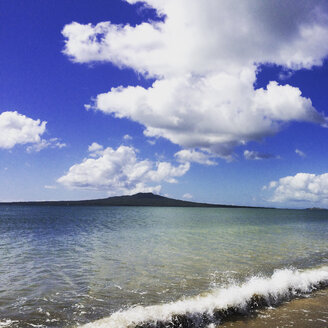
[0,206,327,327]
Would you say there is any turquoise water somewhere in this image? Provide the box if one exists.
[0,206,328,327]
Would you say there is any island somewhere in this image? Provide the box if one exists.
[0,192,271,208]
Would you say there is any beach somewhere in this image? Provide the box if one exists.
[222,288,328,328]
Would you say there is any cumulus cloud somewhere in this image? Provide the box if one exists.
[88,142,103,152]
[26,138,66,153]
[0,111,47,149]
[62,1,328,75]
[93,66,325,160]
[57,144,189,195]
[266,172,328,204]
[62,0,328,158]
[175,149,217,165]
[0,111,65,153]
[295,149,306,157]
[244,150,276,160]
[88,142,104,157]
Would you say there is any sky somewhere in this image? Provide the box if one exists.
[1,0,328,208]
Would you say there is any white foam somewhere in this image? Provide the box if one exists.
[0,320,18,327]
[82,266,328,328]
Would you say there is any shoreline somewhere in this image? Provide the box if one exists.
[221,287,328,328]
[81,265,328,328]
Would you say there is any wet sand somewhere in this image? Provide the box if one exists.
[221,288,328,328]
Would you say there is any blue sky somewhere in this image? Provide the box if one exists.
[1,0,328,208]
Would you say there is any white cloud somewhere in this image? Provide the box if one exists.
[88,142,104,157]
[295,148,306,157]
[244,150,276,160]
[182,193,193,199]
[88,142,103,152]
[62,1,328,158]
[0,111,65,153]
[0,111,46,149]
[175,149,217,165]
[266,172,328,205]
[147,139,156,146]
[62,1,328,75]
[123,134,133,140]
[57,144,189,195]
[94,75,325,159]
[26,138,66,153]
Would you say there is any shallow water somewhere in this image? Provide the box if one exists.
[0,206,327,327]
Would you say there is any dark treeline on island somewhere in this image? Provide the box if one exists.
[0,192,273,209]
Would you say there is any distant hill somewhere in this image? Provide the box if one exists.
[0,192,268,208]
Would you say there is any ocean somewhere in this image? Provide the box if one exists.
[0,205,327,327]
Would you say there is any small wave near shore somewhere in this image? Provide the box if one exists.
[81,265,328,328]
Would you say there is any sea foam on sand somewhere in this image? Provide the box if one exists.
[82,266,328,328]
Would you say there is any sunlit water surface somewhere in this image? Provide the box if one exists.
[0,206,327,327]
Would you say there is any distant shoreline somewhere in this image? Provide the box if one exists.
[0,192,276,209]
[1,192,326,210]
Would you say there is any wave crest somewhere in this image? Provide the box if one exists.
[82,266,328,328]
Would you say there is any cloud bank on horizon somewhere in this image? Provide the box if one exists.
[62,0,327,162]
[266,173,328,205]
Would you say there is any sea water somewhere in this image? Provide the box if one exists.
[0,206,327,327]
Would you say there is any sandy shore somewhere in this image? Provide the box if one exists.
[221,288,328,328]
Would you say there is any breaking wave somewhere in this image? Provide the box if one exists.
[81,265,328,328]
